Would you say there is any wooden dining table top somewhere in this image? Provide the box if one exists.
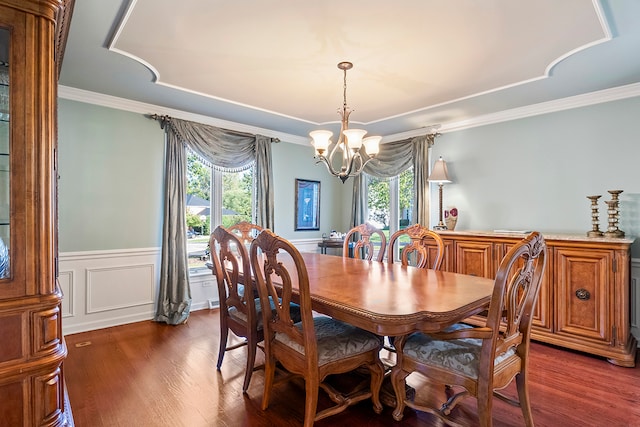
[271,252,495,337]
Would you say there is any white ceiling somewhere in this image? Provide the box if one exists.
[59,0,640,142]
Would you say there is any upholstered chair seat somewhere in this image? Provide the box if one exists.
[275,316,383,366]
[401,324,517,379]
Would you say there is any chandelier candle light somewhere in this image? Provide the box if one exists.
[310,62,381,183]
[428,156,452,230]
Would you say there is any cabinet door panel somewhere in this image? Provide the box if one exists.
[503,242,552,332]
[555,248,611,343]
[454,241,493,278]
[424,239,454,272]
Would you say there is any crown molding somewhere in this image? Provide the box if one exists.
[57,85,309,145]
[59,82,640,145]
[385,82,640,141]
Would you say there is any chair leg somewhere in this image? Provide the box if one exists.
[390,366,410,421]
[242,336,257,393]
[304,377,320,427]
[261,354,276,411]
[477,383,493,427]
[369,359,385,414]
[515,371,534,427]
[217,323,229,370]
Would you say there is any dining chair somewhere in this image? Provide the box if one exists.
[390,231,547,427]
[209,225,261,392]
[387,223,445,270]
[209,225,302,393]
[249,229,385,427]
[228,220,263,246]
[343,222,387,262]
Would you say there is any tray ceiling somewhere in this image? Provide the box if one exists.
[59,0,640,140]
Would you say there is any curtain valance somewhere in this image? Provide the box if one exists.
[168,117,257,172]
[361,136,417,178]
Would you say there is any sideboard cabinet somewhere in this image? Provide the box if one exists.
[0,0,74,425]
[437,230,636,367]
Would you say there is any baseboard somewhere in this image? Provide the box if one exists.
[63,310,155,335]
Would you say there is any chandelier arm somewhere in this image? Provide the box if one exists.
[327,140,342,162]
[343,151,361,177]
[316,155,342,177]
[358,154,376,171]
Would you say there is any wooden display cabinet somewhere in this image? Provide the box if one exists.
[438,230,636,367]
[0,0,74,425]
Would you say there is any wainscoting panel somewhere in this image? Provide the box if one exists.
[58,270,74,318]
[60,248,162,335]
[294,238,323,253]
[86,264,154,314]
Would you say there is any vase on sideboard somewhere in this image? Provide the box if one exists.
[444,207,458,231]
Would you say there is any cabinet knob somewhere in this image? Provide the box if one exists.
[575,288,591,301]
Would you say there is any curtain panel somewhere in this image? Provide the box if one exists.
[350,135,435,229]
[154,116,275,325]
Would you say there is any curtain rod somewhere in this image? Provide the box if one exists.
[148,113,171,129]
[147,113,280,142]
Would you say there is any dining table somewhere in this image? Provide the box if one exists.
[262,252,495,338]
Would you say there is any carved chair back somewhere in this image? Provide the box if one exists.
[387,224,445,269]
[228,221,263,246]
[343,222,387,262]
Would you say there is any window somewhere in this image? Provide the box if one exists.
[365,168,414,260]
[186,153,255,274]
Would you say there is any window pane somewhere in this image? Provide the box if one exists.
[398,168,414,229]
[366,176,389,257]
[221,168,253,228]
[367,176,389,230]
[366,169,413,262]
[186,154,211,273]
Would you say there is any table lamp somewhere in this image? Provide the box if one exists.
[428,156,452,230]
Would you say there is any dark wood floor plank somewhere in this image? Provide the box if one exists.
[64,309,640,426]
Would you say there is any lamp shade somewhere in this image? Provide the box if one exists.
[309,130,333,153]
[343,129,367,150]
[362,136,381,155]
[428,156,451,183]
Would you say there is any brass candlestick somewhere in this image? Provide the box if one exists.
[586,195,603,237]
[603,190,625,238]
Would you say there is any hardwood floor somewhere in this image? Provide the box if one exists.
[64,309,640,427]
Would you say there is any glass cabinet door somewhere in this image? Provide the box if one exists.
[0,27,9,279]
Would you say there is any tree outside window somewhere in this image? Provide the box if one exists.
[366,168,414,260]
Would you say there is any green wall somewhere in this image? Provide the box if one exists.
[58,95,640,255]
[58,99,164,252]
[57,99,351,251]
[430,96,640,254]
[271,141,351,239]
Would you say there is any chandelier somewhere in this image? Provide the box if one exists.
[309,62,381,183]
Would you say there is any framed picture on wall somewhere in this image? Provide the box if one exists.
[295,179,320,231]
